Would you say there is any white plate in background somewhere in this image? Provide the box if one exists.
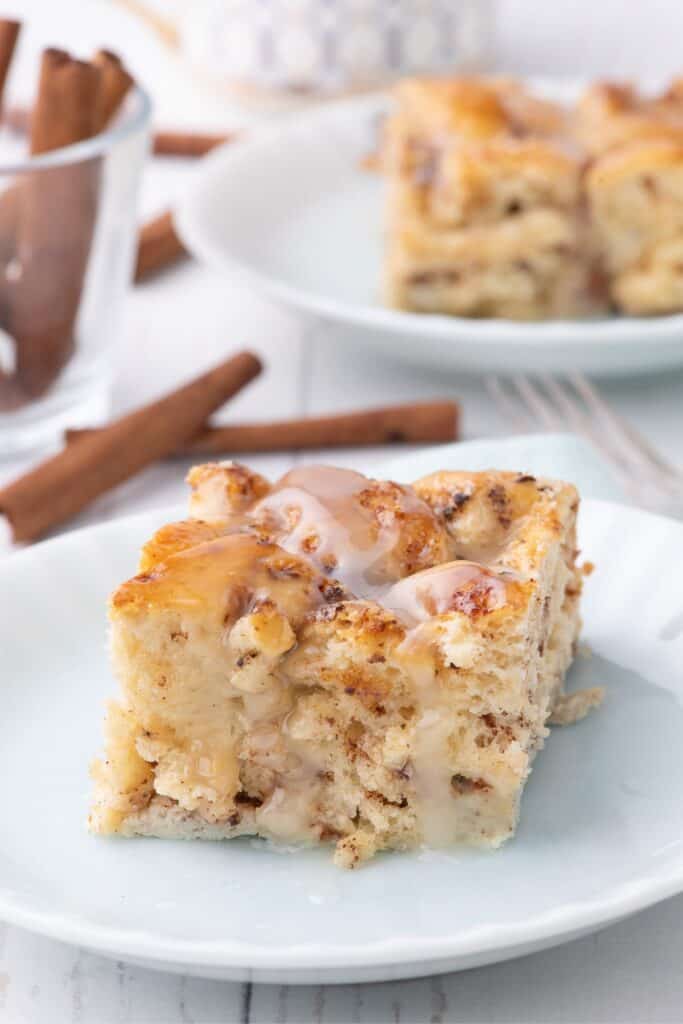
[177,88,683,378]
[1,436,682,982]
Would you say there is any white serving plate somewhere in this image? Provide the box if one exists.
[176,89,683,378]
[1,438,683,983]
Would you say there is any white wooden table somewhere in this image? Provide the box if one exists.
[2,2,683,1020]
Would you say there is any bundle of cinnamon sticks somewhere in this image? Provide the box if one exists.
[0,24,136,409]
[0,349,460,543]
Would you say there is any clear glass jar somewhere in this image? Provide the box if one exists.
[0,87,151,455]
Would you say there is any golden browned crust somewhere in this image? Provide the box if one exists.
[187,461,270,519]
[113,533,328,627]
[391,77,512,141]
[138,519,232,573]
[586,138,683,185]
[414,469,578,568]
[576,81,683,156]
[391,76,567,143]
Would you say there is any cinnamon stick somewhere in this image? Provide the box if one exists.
[65,400,460,455]
[0,19,20,117]
[93,49,134,129]
[135,209,188,282]
[0,350,262,542]
[153,129,233,157]
[28,49,101,154]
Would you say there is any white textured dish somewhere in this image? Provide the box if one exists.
[1,440,683,983]
[176,89,683,377]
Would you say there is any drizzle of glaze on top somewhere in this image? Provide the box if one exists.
[384,560,509,625]
[250,465,444,600]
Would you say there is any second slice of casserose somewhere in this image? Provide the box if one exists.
[90,463,602,867]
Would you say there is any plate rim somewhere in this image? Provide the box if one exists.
[175,90,683,351]
[1,496,683,971]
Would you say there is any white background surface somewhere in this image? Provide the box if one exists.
[1,2,683,1021]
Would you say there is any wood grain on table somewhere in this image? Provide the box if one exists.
[3,895,683,1022]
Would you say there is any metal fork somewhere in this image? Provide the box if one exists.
[486,373,683,516]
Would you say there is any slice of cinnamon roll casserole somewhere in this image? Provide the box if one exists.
[90,463,602,867]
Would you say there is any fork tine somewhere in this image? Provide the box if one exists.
[570,373,683,493]
[539,375,648,490]
[485,376,534,433]
[559,375,683,502]
[512,376,565,431]
[541,375,593,435]
[490,373,681,515]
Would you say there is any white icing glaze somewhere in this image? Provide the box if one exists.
[251,465,425,599]
[384,560,509,625]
